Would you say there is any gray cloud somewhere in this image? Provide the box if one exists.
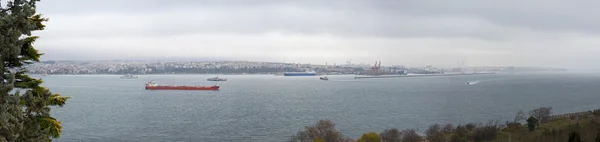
[31,0,600,69]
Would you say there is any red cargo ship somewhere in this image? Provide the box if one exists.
[145,81,220,91]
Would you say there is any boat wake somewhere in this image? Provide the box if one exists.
[466,77,510,85]
[466,80,479,85]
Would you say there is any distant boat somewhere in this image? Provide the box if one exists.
[319,76,329,81]
[207,76,227,81]
[283,71,317,76]
[120,74,138,79]
[145,81,219,91]
[42,73,48,76]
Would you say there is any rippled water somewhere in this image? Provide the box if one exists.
[40,72,600,142]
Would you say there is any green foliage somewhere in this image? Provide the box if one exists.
[293,112,600,142]
[357,132,380,142]
[527,116,538,132]
[313,137,325,142]
[0,0,69,141]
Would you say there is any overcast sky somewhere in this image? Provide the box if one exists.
[32,0,600,69]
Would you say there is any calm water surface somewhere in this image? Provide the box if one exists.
[41,72,600,142]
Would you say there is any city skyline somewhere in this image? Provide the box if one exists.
[26,60,566,75]
[32,0,600,70]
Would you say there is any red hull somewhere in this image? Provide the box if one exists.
[145,85,220,90]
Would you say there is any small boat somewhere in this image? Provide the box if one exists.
[145,81,220,91]
[319,76,329,80]
[207,76,227,81]
[120,74,138,79]
[466,81,479,85]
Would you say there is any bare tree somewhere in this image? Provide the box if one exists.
[380,128,402,142]
[290,120,346,142]
[465,123,477,131]
[425,124,441,136]
[529,107,553,122]
[426,124,445,142]
[305,120,344,142]
[442,123,454,134]
[401,129,422,142]
[514,110,526,123]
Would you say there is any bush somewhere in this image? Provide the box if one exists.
[465,123,477,131]
[593,109,600,116]
[506,122,522,131]
[357,132,380,142]
[450,125,469,142]
[427,132,445,142]
[527,116,539,132]
[471,121,499,141]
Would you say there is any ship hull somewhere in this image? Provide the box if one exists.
[145,86,219,91]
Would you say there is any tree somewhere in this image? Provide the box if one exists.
[425,124,445,142]
[514,110,526,123]
[451,125,468,142]
[380,128,401,142]
[0,0,69,141]
[290,120,346,142]
[400,129,421,142]
[357,132,381,142]
[526,116,538,132]
[465,123,477,131]
[442,123,454,134]
[529,107,552,123]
